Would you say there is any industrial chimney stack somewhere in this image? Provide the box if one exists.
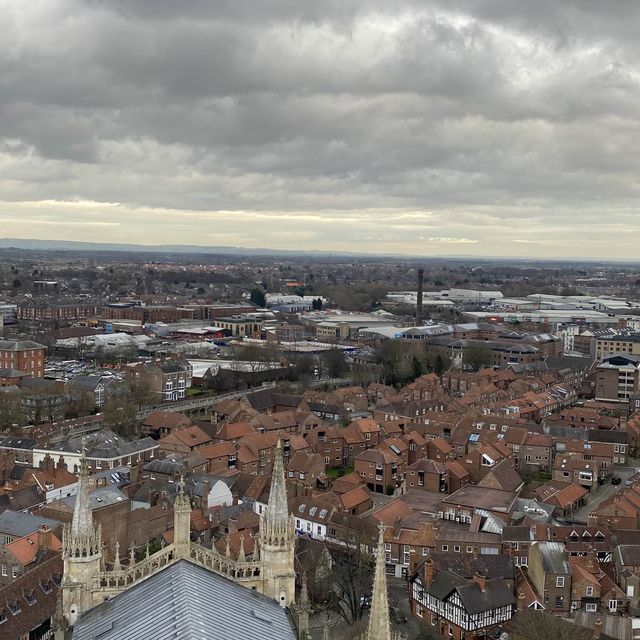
[415,268,424,326]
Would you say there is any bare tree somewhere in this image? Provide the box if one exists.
[0,391,26,433]
[102,385,138,438]
[329,546,374,625]
[320,349,348,379]
[327,519,376,625]
[129,376,155,410]
[463,345,493,372]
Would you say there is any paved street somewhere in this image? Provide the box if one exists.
[572,465,638,523]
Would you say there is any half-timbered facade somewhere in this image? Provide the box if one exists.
[409,558,514,640]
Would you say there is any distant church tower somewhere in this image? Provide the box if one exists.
[259,440,296,607]
[60,452,102,627]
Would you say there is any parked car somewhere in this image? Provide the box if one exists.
[612,476,622,485]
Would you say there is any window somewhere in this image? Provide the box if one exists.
[585,603,597,612]
[466,546,473,553]
[11,567,18,578]
[556,577,564,587]
[416,605,423,618]
[1,564,6,577]
[480,547,499,555]
[442,545,448,552]
[422,548,429,556]
[555,596,564,609]
[609,599,618,612]
[586,586,593,596]
[454,545,461,553]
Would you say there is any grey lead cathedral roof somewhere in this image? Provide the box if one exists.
[71,559,297,640]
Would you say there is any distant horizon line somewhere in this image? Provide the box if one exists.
[0,236,636,264]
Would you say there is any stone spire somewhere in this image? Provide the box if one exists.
[296,572,312,640]
[238,535,246,562]
[367,523,392,640]
[63,448,101,560]
[258,439,296,607]
[173,476,191,551]
[263,440,291,539]
[71,448,94,538]
[61,448,102,628]
[113,542,121,572]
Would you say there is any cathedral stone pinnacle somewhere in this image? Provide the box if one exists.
[362,524,406,640]
[259,439,296,607]
[71,448,94,539]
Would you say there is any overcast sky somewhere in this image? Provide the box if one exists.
[1,1,639,258]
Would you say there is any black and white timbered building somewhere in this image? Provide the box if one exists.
[410,557,514,640]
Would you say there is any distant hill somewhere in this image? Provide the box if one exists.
[0,238,357,256]
[0,237,629,265]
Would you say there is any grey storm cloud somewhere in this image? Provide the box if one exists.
[0,0,639,256]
